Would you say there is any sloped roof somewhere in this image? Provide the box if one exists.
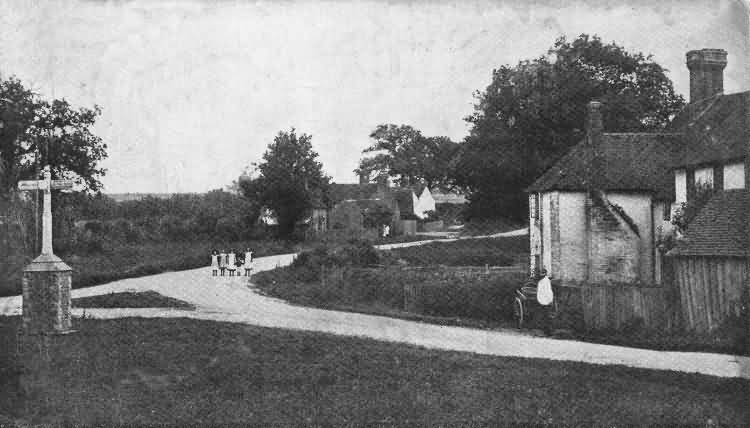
[329,183,380,203]
[668,92,748,168]
[668,189,750,257]
[526,133,684,200]
[353,199,393,212]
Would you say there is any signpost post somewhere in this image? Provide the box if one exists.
[17,167,75,335]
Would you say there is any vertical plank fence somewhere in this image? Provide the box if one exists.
[672,256,747,333]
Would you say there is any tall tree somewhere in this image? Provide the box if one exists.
[0,76,107,197]
[356,124,459,188]
[455,34,685,220]
[238,128,330,237]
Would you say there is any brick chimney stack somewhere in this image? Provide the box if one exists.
[686,49,728,103]
[585,101,604,192]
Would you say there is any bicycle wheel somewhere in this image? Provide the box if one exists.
[513,297,524,329]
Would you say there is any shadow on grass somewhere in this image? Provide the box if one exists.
[72,291,195,310]
[0,316,748,426]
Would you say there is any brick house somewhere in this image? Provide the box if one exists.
[526,48,744,287]
[663,49,750,332]
[526,102,680,284]
[327,179,425,236]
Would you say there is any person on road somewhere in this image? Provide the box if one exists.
[536,268,554,335]
[219,249,227,276]
[210,250,219,276]
[227,249,237,277]
[243,248,254,276]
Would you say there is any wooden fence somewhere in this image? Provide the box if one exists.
[672,256,747,333]
[557,282,680,332]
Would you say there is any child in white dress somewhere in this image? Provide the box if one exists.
[219,249,227,276]
[243,248,253,276]
[227,249,237,277]
[210,250,219,276]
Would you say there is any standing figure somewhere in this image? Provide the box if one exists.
[227,249,237,277]
[536,268,554,336]
[243,248,254,276]
[219,249,227,276]
[210,249,219,276]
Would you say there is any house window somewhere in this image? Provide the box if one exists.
[674,169,687,203]
[663,203,671,221]
[723,162,745,190]
[694,167,714,189]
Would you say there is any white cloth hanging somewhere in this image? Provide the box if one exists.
[536,275,554,306]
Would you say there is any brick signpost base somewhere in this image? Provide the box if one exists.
[16,253,74,396]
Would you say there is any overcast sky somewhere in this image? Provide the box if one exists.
[1,0,748,193]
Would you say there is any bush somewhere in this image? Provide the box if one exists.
[290,240,379,280]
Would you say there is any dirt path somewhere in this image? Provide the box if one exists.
[1,232,749,380]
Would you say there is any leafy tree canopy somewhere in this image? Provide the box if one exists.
[238,128,330,237]
[0,76,107,196]
[356,124,459,189]
[454,34,685,220]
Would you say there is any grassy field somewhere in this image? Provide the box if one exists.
[0,316,747,426]
[382,236,529,266]
[72,291,195,310]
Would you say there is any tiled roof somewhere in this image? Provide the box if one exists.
[329,183,416,214]
[526,133,684,200]
[668,189,750,257]
[353,199,393,212]
[668,92,748,168]
[329,183,380,203]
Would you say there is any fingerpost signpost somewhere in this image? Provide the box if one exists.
[16,166,75,395]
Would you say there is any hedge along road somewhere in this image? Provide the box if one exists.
[1,227,749,380]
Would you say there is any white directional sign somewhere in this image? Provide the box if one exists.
[17,168,74,256]
[17,180,42,191]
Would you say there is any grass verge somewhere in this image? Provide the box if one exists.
[72,291,195,310]
[0,316,747,426]
[382,235,529,266]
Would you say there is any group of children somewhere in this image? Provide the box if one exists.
[211,248,254,277]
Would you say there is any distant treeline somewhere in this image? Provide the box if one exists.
[50,190,261,254]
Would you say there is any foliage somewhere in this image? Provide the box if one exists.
[356,124,459,188]
[290,240,380,280]
[454,34,685,220]
[671,181,714,234]
[434,203,465,225]
[238,128,330,237]
[420,210,440,222]
[361,203,394,229]
[0,76,107,196]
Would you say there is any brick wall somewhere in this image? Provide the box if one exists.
[587,193,640,283]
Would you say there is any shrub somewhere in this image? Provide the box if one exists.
[672,182,713,234]
[290,240,379,280]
